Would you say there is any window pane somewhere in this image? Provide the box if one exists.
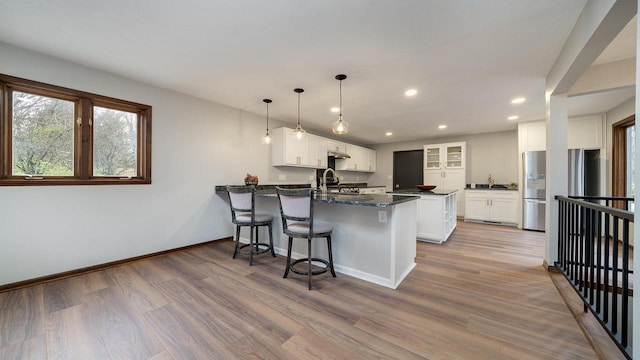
[12,91,75,176]
[93,106,138,177]
[626,125,635,199]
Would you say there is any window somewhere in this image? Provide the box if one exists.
[0,74,151,185]
[612,115,634,210]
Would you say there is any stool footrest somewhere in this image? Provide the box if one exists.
[289,258,330,276]
[237,243,273,256]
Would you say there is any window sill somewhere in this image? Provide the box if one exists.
[0,178,152,186]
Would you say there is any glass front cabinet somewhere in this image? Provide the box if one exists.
[423,142,466,170]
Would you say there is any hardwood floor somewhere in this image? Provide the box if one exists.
[0,221,605,359]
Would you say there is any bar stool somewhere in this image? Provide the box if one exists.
[275,187,336,290]
[226,185,276,265]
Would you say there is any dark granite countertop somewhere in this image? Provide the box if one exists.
[465,186,518,191]
[215,184,417,208]
[389,189,459,196]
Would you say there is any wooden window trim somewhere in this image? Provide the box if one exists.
[0,74,152,186]
[611,115,634,207]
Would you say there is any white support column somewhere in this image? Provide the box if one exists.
[545,93,568,265]
[633,3,639,358]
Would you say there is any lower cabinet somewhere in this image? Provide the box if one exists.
[416,191,457,244]
[360,186,386,194]
[423,169,466,217]
[464,190,518,225]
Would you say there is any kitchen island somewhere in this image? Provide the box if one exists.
[390,189,458,244]
[216,186,419,289]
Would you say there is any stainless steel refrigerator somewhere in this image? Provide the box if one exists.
[522,149,600,232]
[523,151,546,231]
[568,149,600,198]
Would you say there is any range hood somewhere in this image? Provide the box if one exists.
[328,150,351,159]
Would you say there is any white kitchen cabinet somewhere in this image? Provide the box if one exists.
[327,140,347,154]
[272,127,375,171]
[517,116,603,152]
[360,186,386,194]
[307,134,328,168]
[464,190,518,225]
[568,115,603,149]
[336,144,376,172]
[367,148,376,172]
[415,191,457,244]
[423,142,466,217]
[518,121,546,152]
[271,127,326,169]
[424,168,465,217]
[424,142,466,170]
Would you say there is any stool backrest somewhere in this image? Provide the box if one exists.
[276,187,314,234]
[226,185,256,223]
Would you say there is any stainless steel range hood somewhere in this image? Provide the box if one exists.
[328,150,351,159]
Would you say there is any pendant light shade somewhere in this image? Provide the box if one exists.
[261,99,272,144]
[332,74,349,135]
[293,88,306,140]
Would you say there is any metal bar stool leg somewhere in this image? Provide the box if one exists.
[254,227,260,252]
[268,223,276,257]
[308,237,313,290]
[327,235,336,277]
[249,225,254,266]
[284,237,293,278]
[233,225,241,259]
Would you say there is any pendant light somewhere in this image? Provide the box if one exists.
[332,74,349,135]
[293,88,306,140]
[261,98,272,144]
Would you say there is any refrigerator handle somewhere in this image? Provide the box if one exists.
[525,199,547,204]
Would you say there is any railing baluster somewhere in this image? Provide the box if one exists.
[585,208,594,305]
[611,215,619,335]
[595,209,602,314]
[554,196,633,359]
[620,219,629,347]
[603,212,610,324]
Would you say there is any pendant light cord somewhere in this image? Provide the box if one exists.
[266,102,269,131]
[339,80,343,119]
[297,92,301,126]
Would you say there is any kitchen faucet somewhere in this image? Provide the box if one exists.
[321,168,336,193]
[488,174,495,188]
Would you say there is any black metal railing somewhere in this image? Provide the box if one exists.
[555,195,634,359]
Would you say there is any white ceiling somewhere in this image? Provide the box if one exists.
[0,0,634,145]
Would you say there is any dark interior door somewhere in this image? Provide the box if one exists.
[393,150,424,190]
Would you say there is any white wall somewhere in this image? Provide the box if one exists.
[0,42,331,285]
[369,130,519,189]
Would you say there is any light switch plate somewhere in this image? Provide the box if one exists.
[378,211,387,223]
[308,175,314,180]
[279,174,286,181]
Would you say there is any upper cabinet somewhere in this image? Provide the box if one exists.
[307,134,328,168]
[271,127,374,171]
[272,128,327,169]
[327,140,347,154]
[424,142,466,170]
[335,144,376,172]
[518,115,603,152]
[568,116,603,150]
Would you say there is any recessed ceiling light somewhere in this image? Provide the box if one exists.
[330,107,340,113]
[438,125,447,129]
[511,97,526,104]
[508,115,519,120]
[385,132,393,136]
[405,89,417,97]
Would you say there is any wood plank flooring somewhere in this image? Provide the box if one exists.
[0,221,604,359]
